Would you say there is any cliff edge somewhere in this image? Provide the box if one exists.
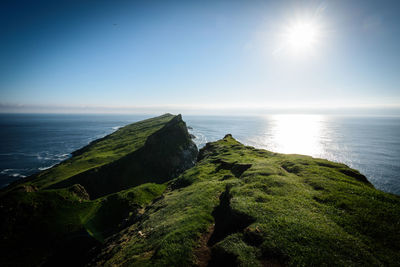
[91,134,400,267]
[1,116,400,267]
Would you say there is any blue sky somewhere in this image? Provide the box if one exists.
[1,0,400,114]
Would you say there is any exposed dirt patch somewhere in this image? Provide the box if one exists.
[194,225,215,267]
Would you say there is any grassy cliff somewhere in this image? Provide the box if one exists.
[12,113,178,190]
[48,114,198,198]
[91,134,400,267]
[1,115,399,266]
[0,114,198,266]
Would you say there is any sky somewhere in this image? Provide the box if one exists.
[1,0,400,114]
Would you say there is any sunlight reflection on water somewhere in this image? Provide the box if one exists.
[264,114,325,156]
[185,114,399,195]
[0,114,398,194]
[244,114,350,165]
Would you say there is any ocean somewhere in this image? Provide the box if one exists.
[1,113,399,195]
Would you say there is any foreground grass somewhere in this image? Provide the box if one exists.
[93,135,400,266]
[0,183,166,266]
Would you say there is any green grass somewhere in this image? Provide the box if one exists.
[86,183,167,242]
[0,113,200,266]
[45,113,197,198]
[93,135,400,266]
[0,183,166,266]
[2,114,399,266]
[0,113,201,266]
[21,114,176,189]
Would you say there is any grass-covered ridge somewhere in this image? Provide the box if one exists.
[92,134,400,266]
[47,114,198,198]
[1,115,399,266]
[0,113,198,266]
[19,113,176,190]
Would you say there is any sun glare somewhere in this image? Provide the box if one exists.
[286,21,318,51]
[266,115,325,156]
[276,17,322,57]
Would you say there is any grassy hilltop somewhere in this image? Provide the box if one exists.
[1,114,400,266]
[91,134,400,266]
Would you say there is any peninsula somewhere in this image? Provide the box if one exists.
[1,114,399,266]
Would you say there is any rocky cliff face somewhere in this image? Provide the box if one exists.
[1,116,400,267]
[0,114,197,266]
[9,113,179,191]
[143,114,198,177]
[49,114,198,198]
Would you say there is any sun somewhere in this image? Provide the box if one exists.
[286,21,318,50]
[278,18,322,56]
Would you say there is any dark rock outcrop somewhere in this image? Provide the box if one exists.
[68,184,90,200]
[49,115,198,199]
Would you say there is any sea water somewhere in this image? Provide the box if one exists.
[1,114,399,195]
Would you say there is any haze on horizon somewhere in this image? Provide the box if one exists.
[1,0,400,115]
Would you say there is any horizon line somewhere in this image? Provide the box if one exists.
[1,103,400,116]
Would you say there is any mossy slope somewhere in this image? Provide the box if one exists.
[48,114,198,198]
[92,134,400,267]
[0,114,198,266]
[13,113,177,190]
[0,183,166,266]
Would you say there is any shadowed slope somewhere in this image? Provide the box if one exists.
[49,115,198,198]
[0,183,166,266]
[0,114,198,266]
[8,114,177,191]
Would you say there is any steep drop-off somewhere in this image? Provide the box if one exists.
[0,114,198,266]
[9,113,182,191]
[48,114,198,198]
[1,115,400,267]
